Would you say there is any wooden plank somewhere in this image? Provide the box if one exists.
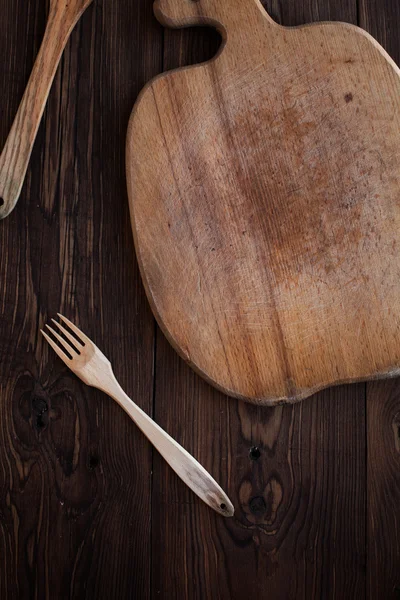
[0,0,161,598]
[359,0,400,65]
[153,333,367,599]
[358,1,400,597]
[152,2,366,597]
[366,382,400,599]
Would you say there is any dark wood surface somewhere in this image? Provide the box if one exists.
[0,0,398,598]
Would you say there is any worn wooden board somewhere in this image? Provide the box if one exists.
[127,0,400,404]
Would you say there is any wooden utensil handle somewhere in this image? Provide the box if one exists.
[0,6,85,219]
[105,375,234,517]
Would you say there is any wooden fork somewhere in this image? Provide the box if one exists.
[41,314,234,517]
[0,0,94,219]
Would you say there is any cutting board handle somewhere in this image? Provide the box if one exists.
[154,0,276,37]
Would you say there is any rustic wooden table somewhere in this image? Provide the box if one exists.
[0,0,399,598]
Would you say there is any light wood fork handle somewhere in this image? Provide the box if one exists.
[103,374,234,517]
[42,315,234,516]
[0,1,92,219]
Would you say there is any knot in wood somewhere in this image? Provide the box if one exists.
[249,496,267,516]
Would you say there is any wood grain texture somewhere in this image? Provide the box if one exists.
[0,0,399,599]
[366,381,400,600]
[152,336,367,600]
[0,0,94,220]
[41,314,234,517]
[151,2,366,599]
[127,0,400,404]
[359,2,400,598]
[0,0,161,597]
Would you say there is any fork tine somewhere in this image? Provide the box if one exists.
[45,324,78,357]
[41,329,71,363]
[57,313,89,346]
[51,319,82,352]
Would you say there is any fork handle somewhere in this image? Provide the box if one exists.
[105,376,234,517]
[0,4,88,219]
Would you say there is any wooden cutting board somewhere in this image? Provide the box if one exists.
[126,0,400,404]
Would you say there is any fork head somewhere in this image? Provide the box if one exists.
[41,314,111,387]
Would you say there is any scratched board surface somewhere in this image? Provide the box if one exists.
[0,0,399,598]
[127,0,400,405]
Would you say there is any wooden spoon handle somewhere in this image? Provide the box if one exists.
[106,375,234,517]
[0,4,89,219]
